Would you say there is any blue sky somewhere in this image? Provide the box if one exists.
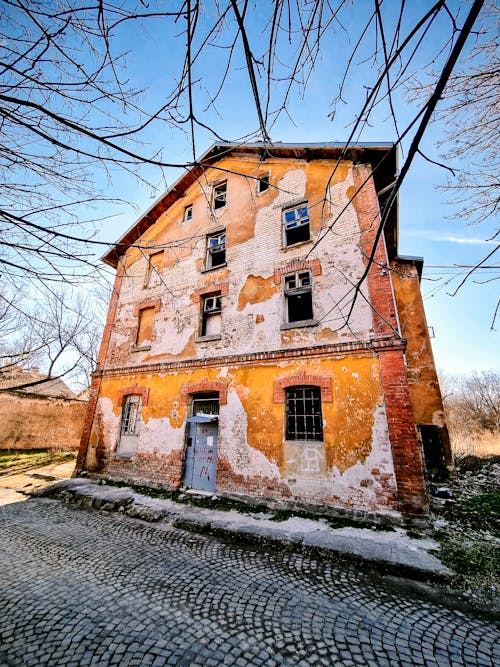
[92,1,498,376]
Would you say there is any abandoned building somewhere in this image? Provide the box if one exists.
[76,142,451,517]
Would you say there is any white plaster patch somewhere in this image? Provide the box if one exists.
[138,415,184,456]
[329,405,397,504]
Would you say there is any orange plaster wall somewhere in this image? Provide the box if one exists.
[237,274,280,311]
[391,260,446,428]
[93,352,384,479]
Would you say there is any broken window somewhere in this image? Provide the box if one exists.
[283,203,310,246]
[136,307,155,346]
[184,204,193,221]
[285,386,323,441]
[117,394,141,458]
[205,230,226,269]
[201,293,222,337]
[145,251,163,287]
[284,270,314,323]
[120,395,141,436]
[257,172,270,193]
[213,181,227,210]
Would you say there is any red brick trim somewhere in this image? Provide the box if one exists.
[273,372,332,403]
[133,298,161,317]
[377,348,428,516]
[99,335,405,379]
[273,259,322,284]
[77,259,125,473]
[117,385,150,406]
[352,165,398,337]
[191,282,229,304]
[180,380,228,405]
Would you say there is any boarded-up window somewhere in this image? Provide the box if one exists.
[136,307,155,345]
[145,251,163,287]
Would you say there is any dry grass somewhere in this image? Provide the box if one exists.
[450,429,500,460]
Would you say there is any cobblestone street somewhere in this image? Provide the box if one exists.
[0,497,498,667]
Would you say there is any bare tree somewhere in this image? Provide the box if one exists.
[0,284,105,392]
[0,0,493,338]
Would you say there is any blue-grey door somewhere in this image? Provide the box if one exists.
[183,416,218,492]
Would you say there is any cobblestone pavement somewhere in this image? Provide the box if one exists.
[0,498,498,667]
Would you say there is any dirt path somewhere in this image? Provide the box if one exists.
[0,459,76,507]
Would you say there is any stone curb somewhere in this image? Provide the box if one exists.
[40,478,454,583]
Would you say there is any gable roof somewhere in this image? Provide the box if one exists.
[103,142,399,268]
[0,366,78,399]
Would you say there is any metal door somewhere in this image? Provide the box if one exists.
[183,415,218,492]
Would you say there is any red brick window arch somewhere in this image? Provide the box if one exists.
[180,381,228,405]
[273,372,332,403]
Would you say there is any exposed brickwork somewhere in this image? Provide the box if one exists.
[352,164,399,338]
[180,380,228,405]
[133,298,162,317]
[216,457,292,499]
[101,335,403,378]
[117,385,150,407]
[273,258,322,284]
[76,375,103,472]
[105,449,184,489]
[377,349,428,515]
[273,372,333,403]
[77,259,125,473]
[190,282,229,304]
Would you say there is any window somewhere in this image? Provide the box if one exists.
[284,270,313,323]
[184,205,193,221]
[120,395,141,436]
[192,393,220,416]
[213,181,227,210]
[283,203,310,246]
[205,230,226,269]
[145,251,163,287]
[136,307,155,346]
[285,386,323,441]
[201,293,222,337]
[257,173,270,193]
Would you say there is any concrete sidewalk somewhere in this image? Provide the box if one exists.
[41,478,453,581]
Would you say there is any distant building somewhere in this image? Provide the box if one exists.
[0,366,87,450]
[76,143,451,517]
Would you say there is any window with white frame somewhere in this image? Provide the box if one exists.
[205,230,226,269]
[213,181,227,210]
[120,395,141,436]
[201,293,222,337]
[285,386,323,441]
[184,204,193,221]
[284,270,313,323]
[283,203,310,246]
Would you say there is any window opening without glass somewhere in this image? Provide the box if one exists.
[284,270,313,323]
[205,231,226,269]
[284,204,310,246]
[145,251,163,287]
[285,386,323,441]
[213,182,227,210]
[201,293,222,336]
[257,173,270,193]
